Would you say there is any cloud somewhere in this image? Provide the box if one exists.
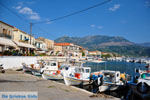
[97,26,103,29]
[15,6,22,10]
[91,24,95,28]
[18,7,40,20]
[109,4,120,11]
[45,19,51,24]
[145,0,150,7]
[91,24,103,30]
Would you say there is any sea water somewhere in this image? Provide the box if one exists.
[84,61,146,76]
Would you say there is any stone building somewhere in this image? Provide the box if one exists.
[36,37,54,50]
[54,43,82,57]
[0,21,17,55]
[13,28,36,55]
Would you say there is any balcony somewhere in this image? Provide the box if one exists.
[0,33,12,39]
[19,40,29,44]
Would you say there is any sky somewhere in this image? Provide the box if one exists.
[0,0,150,43]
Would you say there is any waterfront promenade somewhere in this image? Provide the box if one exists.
[0,70,121,100]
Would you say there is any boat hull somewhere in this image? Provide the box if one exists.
[64,76,89,86]
[99,84,121,92]
[42,73,63,80]
[23,65,41,76]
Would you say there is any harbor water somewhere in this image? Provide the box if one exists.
[84,61,147,76]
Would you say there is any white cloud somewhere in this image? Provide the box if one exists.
[45,19,51,24]
[29,14,40,20]
[97,26,103,29]
[15,6,22,10]
[19,7,33,14]
[145,0,150,7]
[109,4,120,11]
[91,24,95,27]
[18,7,40,20]
[91,24,103,30]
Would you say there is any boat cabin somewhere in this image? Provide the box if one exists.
[43,61,59,71]
[65,67,91,80]
[101,70,120,83]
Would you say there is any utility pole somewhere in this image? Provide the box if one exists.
[30,23,32,45]
[29,23,32,55]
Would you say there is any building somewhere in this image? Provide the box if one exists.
[0,21,17,55]
[35,39,47,55]
[54,45,63,56]
[36,37,54,50]
[54,43,82,57]
[13,28,36,55]
[88,50,102,56]
[13,28,35,45]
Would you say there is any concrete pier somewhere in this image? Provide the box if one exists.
[0,70,121,100]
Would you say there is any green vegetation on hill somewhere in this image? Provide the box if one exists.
[55,35,150,57]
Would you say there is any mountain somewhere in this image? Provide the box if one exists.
[55,35,150,57]
[137,42,150,47]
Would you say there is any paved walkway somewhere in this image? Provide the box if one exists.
[0,70,121,100]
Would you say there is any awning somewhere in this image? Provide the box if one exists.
[0,37,17,48]
[13,41,36,49]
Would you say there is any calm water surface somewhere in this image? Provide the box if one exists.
[84,61,146,76]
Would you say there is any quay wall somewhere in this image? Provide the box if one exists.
[0,56,80,69]
[0,56,37,69]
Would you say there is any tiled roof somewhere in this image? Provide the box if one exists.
[55,43,71,46]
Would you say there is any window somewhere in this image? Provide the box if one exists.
[51,63,56,66]
[24,36,26,40]
[85,69,90,73]
[3,29,7,34]
[20,35,22,40]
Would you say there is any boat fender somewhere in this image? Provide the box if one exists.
[57,70,61,74]
[136,82,149,94]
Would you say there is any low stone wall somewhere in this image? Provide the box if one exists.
[0,56,37,69]
[0,56,80,69]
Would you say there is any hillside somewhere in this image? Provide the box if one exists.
[137,42,150,47]
[55,35,150,57]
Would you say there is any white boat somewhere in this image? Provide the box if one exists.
[40,61,64,80]
[22,62,43,76]
[91,70,124,92]
[63,67,91,86]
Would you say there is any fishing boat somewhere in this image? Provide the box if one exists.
[22,62,43,76]
[63,66,91,86]
[40,60,64,80]
[90,70,125,92]
[126,66,150,100]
